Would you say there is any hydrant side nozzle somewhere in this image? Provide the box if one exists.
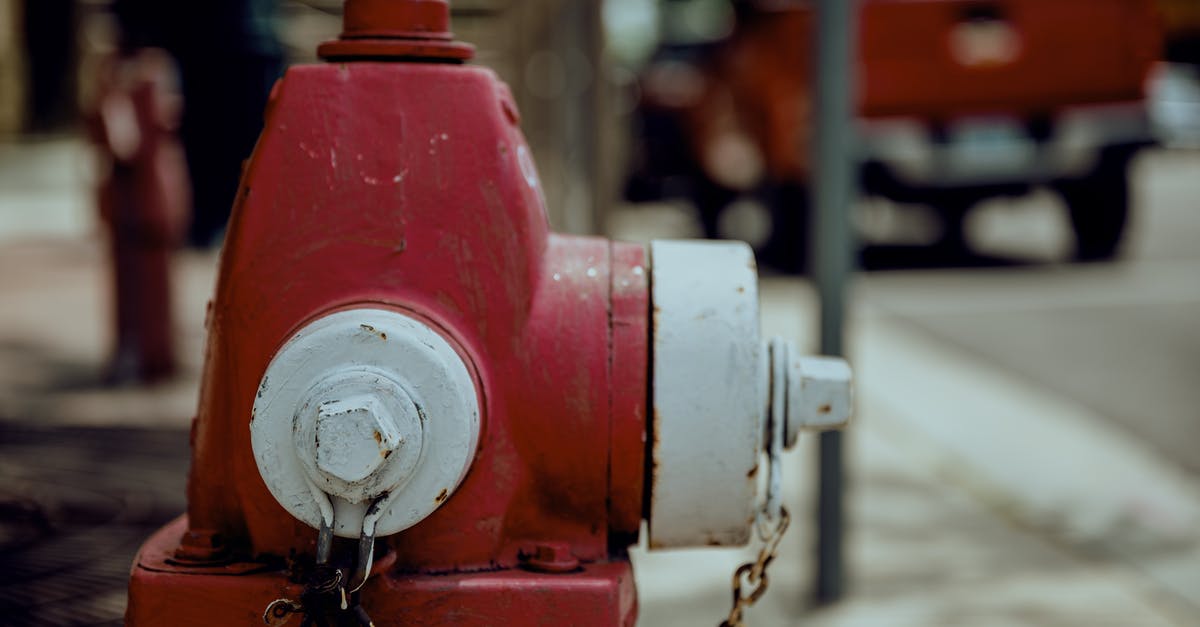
[784,354,853,446]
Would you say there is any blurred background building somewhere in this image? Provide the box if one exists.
[1,0,1199,625]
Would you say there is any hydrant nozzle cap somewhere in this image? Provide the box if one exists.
[318,0,475,62]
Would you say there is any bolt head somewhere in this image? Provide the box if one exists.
[786,356,853,446]
[520,542,580,573]
[315,394,404,484]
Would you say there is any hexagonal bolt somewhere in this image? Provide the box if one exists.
[784,355,853,447]
[315,394,405,484]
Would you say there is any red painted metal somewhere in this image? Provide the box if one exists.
[132,518,636,626]
[608,244,649,541]
[128,4,647,624]
[318,0,474,61]
[89,50,189,383]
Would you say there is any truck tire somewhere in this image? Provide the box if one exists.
[1059,152,1132,261]
[760,182,809,273]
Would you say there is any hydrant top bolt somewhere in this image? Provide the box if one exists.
[314,394,405,484]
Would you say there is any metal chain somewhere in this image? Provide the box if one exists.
[720,506,791,627]
[263,508,381,627]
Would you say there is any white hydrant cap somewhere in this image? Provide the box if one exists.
[647,240,853,549]
[251,308,480,538]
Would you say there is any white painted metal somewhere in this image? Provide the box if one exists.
[292,369,426,505]
[784,355,853,447]
[647,240,856,549]
[251,308,480,538]
[648,240,766,548]
[765,337,787,525]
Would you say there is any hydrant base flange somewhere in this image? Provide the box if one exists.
[130,517,636,626]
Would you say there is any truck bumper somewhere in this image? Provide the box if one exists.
[860,101,1153,195]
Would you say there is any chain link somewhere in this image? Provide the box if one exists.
[262,509,380,626]
[720,506,791,627]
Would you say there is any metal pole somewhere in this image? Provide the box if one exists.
[812,0,855,606]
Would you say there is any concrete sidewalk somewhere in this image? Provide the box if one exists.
[1,138,1197,625]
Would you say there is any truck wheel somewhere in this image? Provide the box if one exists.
[759,182,809,274]
[1059,154,1131,261]
[691,176,738,241]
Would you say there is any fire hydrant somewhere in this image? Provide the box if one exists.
[89,49,189,383]
[126,2,852,625]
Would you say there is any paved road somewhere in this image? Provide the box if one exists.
[861,148,1200,478]
[841,147,1200,622]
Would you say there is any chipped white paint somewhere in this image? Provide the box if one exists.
[251,308,480,538]
[765,337,788,524]
[516,144,539,189]
[648,240,765,548]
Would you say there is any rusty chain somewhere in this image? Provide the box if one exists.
[720,506,791,627]
[263,515,379,627]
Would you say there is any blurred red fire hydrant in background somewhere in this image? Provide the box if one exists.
[126,1,852,624]
[88,49,189,383]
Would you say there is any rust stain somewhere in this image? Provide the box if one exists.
[360,324,387,341]
[435,488,448,504]
[736,286,745,294]
[373,430,382,444]
[818,403,832,414]
[746,464,758,479]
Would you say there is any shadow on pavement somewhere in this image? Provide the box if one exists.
[859,243,1045,271]
[0,424,189,626]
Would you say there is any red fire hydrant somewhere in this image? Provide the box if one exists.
[126,2,851,624]
[89,49,189,383]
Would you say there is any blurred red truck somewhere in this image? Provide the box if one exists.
[859,0,1161,260]
[625,0,1163,264]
